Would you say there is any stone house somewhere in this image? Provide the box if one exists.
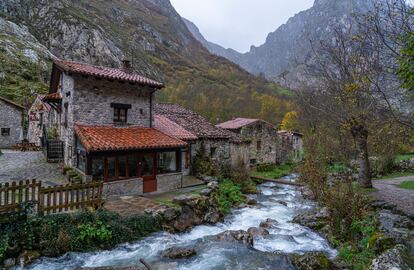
[217,118,279,165]
[41,58,187,195]
[0,96,24,148]
[27,95,60,146]
[277,130,303,162]
[154,104,250,174]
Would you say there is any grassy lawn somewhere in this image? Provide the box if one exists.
[352,182,378,194]
[328,163,349,173]
[395,154,414,163]
[374,171,414,180]
[252,163,295,179]
[399,181,414,190]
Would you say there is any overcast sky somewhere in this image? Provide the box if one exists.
[170,0,315,53]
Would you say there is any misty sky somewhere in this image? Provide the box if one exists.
[171,0,314,53]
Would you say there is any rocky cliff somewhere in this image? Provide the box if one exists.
[0,0,292,124]
[185,0,375,86]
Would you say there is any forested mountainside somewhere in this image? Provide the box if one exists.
[0,0,293,124]
[185,0,375,85]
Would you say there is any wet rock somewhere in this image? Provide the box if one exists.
[293,208,329,230]
[291,252,333,270]
[260,218,278,229]
[200,188,212,196]
[247,227,270,237]
[172,194,202,207]
[3,258,16,269]
[162,247,197,259]
[236,203,249,209]
[77,267,143,270]
[276,200,288,206]
[377,210,414,246]
[203,209,221,224]
[215,230,254,248]
[207,181,219,189]
[160,207,179,221]
[369,244,412,270]
[247,199,257,205]
[299,186,315,200]
[17,250,41,267]
[171,205,202,232]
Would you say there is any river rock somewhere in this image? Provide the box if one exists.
[3,258,16,269]
[207,181,219,189]
[299,186,315,200]
[162,247,197,259]
[203,209,221,224]
[247,227,270,237]
[172,194,202,207]
[369,244,412,270]
[200,188,213,196]
[215,230,254,248]
[377,210,414,247]
[260,218,278,229]
[276,200,288,206]
[17,250,41,267]
[247,199,257,205]
[293,208,329,230]
[291,252,333,270]
[171,205,202,232]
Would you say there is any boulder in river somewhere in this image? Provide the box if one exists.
[3,258,16,269]
[215,230,254,248]
[17,250,41,268]
[247,227,270,237]
[162,247,197,259]
[260,218,278,229]
[293,208,329,230]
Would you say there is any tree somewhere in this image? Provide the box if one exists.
[296,27,391,188]
[280,111,299,131]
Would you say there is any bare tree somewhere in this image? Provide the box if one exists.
[296,27,392,188]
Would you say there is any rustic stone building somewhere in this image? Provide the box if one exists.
[41,58,187,195]
[155,104,250,174]
[0,96,24,148]
[277,130,303,163]
[217,118,279,165]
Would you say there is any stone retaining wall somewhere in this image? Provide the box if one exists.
[103,178,143,197]
[156,172,182,194]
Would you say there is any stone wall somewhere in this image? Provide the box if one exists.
[156,172,182,194]
[239,121,278,164]
[230,143,250,168]
[102,178,143,197]
[0,99,23,148]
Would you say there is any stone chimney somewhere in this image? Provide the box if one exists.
[122,60,133,73]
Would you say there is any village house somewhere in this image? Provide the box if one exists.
[27,95,60,146]
[154,104,250,174]
[277,130,303,162]
[0,96,24,148]
[40,58,187,195]
[217,118,279,165]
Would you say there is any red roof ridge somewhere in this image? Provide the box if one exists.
[53,58,164,88]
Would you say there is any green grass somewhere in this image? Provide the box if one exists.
[328,163,349,173]
[395,154,414,163]
[252,163,295,179]
[399,181,414,190]
[352,182,377,194]
[374,171,414,180]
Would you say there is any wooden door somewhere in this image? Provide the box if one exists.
[140,153,157,193]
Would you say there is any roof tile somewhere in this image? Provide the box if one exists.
[154,115,198,141]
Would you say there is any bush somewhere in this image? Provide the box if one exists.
[299,157,328,201]
[191,144,214,176]
[256,163,275,172]
[214,179,245,214]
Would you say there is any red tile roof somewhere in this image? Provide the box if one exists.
[75,125,186,152]
[154,115,198,141]
[0,96,25,110]
[53,58,164,88]
[216,118,261,130]
[42,92,62,102]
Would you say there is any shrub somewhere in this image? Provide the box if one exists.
[299,157,328,201]
[191,144,214,176]
[256,163,275,172]
[214,179,244,214]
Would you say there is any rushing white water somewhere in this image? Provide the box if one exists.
[26,176,337,270]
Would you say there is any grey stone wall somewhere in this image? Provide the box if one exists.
[230,143,250,168]
[239,121,278,164]
[0,99,23,148]
[28,97,50,146]
[156,172,182,193]
[103,178,143,197]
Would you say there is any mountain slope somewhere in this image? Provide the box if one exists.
[185,0,375,85]
[0,0,293,124]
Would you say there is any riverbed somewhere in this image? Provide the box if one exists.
[26,177,337,270]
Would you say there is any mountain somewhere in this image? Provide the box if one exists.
[185,0,375,86]
[0,0,293,124]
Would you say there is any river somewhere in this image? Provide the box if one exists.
[26,175,336,270]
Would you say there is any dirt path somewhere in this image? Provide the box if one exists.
[372,176,414,216]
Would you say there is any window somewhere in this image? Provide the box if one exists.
[128,155,138,177]
[257,140,262,151]
[1,128,10,136]
[111,103,131,124]
[107,157,116,180]
[63,103,69,127]
[210,147,217,157]
[118,156,127,178]
[158,151,177,174]
[92,158,104,181]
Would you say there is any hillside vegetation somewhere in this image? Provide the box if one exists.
[0,0,293,124]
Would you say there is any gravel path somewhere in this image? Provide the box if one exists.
[0,150,65,185]
[372,176,414,216]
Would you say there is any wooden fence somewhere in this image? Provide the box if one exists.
[0,180,103,215]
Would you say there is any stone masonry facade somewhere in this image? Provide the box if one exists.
[0,99,23,148]
[59,73,154,166]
